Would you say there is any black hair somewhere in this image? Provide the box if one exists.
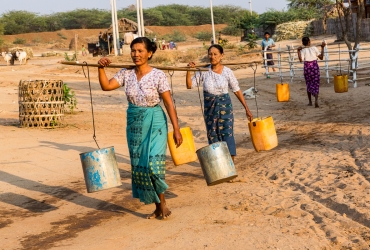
[264,32,270,36]
[302,37,310,46]
[208,44,224,54]
[130,37,157,60]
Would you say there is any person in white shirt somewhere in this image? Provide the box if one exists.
[185,45,253,161]
[297,37,325,108]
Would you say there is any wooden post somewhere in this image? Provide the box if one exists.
[75,34,78,61]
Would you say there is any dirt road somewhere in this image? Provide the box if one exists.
[1,40,370,250]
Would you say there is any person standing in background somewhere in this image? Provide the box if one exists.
[261,32,276,74]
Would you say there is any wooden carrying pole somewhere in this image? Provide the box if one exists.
[60,61,209,72]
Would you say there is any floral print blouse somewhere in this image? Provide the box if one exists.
[191,66,240,95]
[114,68,171,107]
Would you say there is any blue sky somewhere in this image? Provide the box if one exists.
[1,0,289,15]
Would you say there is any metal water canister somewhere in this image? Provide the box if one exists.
[168,127,198,166]
[276,83,290,102]
[248,116,278,152]
[196,142,237,186]
[80,146,122,193]
[334,75,348,93]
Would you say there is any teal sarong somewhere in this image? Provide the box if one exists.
[126,103,168,204]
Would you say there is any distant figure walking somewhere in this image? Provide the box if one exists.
[262,32,276,74]
[81,45,87,56]
[124,32,135,45]
[297,37,326,108]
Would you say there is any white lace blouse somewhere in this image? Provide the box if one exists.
[113,68,171,107]
[191,66,240,95]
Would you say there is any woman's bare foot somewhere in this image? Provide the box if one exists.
[315,103,319,108]
[308,102,312,106]
[160,202,172,219]
[147,203,161,219]
[147,209,161,219]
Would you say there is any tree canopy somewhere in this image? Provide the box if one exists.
[0,2,336,35]
[0,5,246,35]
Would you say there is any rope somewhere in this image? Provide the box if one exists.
[195,69,206,126]
[249,62,259,118]
[338,43,342,75]
[82,62,100,149]
[167,70,177,111]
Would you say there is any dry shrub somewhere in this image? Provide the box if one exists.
[177,48,206,63]
[150,50,179,66]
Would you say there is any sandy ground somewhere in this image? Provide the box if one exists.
[1,36,370,250]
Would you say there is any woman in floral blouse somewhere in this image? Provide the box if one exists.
[97,37,182,220]
[186,45,253,161]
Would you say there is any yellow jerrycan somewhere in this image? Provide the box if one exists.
[276,83,290,102]
[248,116,278,152]
[334,75,348,93]
[168,127,198,166]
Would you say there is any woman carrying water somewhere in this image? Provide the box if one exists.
[297,37,326,108]
[186,45,253,161]
[97,37,182,220]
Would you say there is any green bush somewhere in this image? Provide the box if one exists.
[64,52,77,61]
[222,26,242,36]
[13,38,26,44]
[57,32,67,40]
[164,30,186,42]
[194,31,213,41]
[63,83,77,113]
[32,37,42,43]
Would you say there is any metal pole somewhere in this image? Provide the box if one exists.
[264,46,268,77]
[210,0,216,45]
[140,0,145,36]
[113,0,120,55]
[324,40,329,84]
[249,0,252,14]
[278,45,282,81]
[136,0,142,37]
[110,0,118,56]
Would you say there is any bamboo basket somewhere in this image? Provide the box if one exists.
[18,80,65,128]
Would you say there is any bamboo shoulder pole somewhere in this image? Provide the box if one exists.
[192,60,262,68]
[60,61,209,72]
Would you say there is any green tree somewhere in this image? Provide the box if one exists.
[0,22,4,46]
[235,11,259,30]
[288,0,334,9]
[1,11,47,34]
[287,0,335,19]
[143,9,164,26]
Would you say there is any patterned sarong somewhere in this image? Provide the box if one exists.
[204,92,236,156]
[304,60,320,96]
[266,47,274,66]
[126,103,168,204]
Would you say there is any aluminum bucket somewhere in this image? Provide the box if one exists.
[80,146,122,193]
[196,142,238,186]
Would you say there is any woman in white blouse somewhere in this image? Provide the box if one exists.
[186,45,253,161]
[297,37,326,108]
[97,37,182,220]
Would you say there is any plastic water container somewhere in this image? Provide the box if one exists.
[334,75,348,93]
[248,116,278,152]
[167,127,198,166]
[276,83,290,102]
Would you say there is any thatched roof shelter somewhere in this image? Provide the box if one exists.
[105,18,153,35]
